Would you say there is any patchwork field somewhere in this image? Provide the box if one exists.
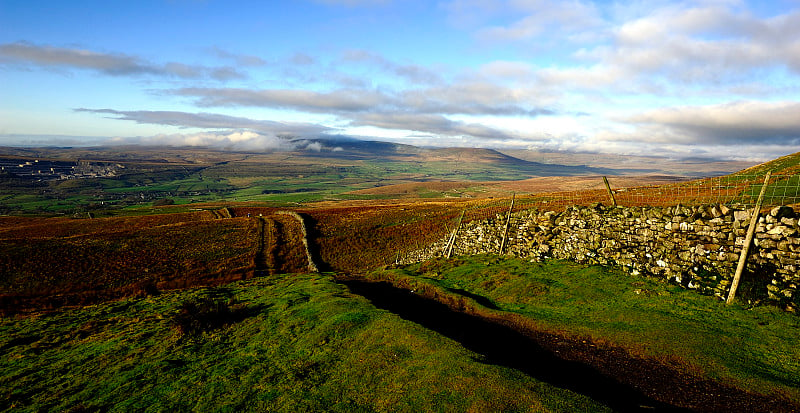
[0,143,762,216]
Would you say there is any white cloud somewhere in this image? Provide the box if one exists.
[447,2,800,94]
[350,112,515,139]
[619,100,800,145]
[173,87,390,112]
[476,0,605,43]
[477,60,536,80]
[74,108,333,136]
[535,64,625,90]
[171,78,554,118]
[8,2,800,164]
[303,141,324,151]
[341,49,443,84]
[606,5,800,84]
[209,47,268,67]
[112,131,300,151]
[399,82,553,116]
[0,42,246,80]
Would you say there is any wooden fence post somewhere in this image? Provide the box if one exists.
[446,208,466,259]
[726,171,771,304]
[499,194,515,254]
[603,176,617,207]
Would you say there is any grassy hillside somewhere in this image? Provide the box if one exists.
[4,257,799,411]
[3,148,800,410]
[736,150,800,176]
[0,273,609,412]
[365,255,800,410]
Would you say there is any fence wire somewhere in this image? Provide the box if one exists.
[611,174,800,208]
[450,174,800,227]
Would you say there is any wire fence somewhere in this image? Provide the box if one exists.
[610,174,800,208]
[451,174,800,226]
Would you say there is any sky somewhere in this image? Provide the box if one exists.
[2,0,800,161]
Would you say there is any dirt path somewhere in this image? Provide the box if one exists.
[247,212,317,276]
[253,217,274,276]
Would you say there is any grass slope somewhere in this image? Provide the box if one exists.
[368,255,800,403]
[1,273,608,412]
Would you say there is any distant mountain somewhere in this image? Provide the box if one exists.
[3,139,774,179]
[501,149,757,177]
[293,138,617,177]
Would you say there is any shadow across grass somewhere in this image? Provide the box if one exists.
[341,279,686,413]
[172,293,268,336]
[445,287,501,310]
[299,213,334,273]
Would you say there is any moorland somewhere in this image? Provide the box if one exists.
[2,142,800,412]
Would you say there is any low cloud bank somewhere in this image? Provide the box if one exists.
[0,132,340,153]
[113,131,299,151]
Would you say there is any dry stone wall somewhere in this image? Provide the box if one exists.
[438,203,799,310]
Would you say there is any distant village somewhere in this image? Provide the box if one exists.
[0,158,124,180]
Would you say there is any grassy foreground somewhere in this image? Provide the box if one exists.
[1,272,607,412]
[370,255,800,402]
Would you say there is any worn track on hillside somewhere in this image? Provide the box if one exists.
[253,217,274,276]
[245,211,319,276]
[335,275,800,413]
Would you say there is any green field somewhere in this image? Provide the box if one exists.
[0,159,478,214]
[0,145,609,215]
[3,256,800,411]
[368,256,800,403]
[0,272,608,412]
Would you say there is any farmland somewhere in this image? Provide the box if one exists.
[3,144,573,215]
[0,143,750,216]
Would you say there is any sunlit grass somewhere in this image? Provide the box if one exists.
[0,273,608,412]
[370,255,800,401]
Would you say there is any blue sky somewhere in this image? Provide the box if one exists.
[2,0,800,161]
